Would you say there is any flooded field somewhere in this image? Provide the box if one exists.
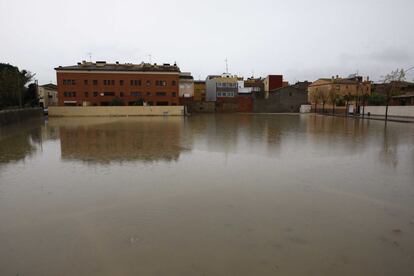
[1,114,414,275]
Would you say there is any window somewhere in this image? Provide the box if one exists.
[84,92,89,97]
[120,80,124,86]
[217,92,222,97]
[84,80,88,85]
[93,80,98,85]
[111,80,115,85]
[172,92,176,97]
[156,80,167,86]
[103,92,115,96]
[147,92,151,96]
[120,92,124,97]
[93,91,98,97]
[131,80,141,86]
[63,79,76,85]
[172,80,176,86]
[156,92,166,96]
[146,80,151,86]
[131,92,141,97]
[64,91,76,97]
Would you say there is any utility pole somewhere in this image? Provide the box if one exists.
[87,52,92,62]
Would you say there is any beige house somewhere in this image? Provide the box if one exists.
[38,83,58,107]
[308,76,371,107]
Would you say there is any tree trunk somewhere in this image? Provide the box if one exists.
[345,101,348,117]
[322,102,325,113]
[385,102,389,122]
[332,104,335,115]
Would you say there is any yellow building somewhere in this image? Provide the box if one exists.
[308,76,371,108]
[194,80,206,102]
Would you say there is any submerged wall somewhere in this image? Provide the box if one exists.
[0,108,43,125]
[364,106,414,117]
[48,106,184,117]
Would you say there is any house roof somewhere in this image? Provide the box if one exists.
[40,83,57,90]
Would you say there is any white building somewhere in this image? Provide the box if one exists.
[237,80,253,95]
[179,72,194,98]
[38,83,58,107]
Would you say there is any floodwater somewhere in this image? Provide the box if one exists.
[0,114,414,276]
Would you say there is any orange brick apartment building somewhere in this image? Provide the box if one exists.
[55,61,181,106]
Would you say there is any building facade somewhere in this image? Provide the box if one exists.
[245,77,264,98]
[55,61,180,106]
[264,75,284,99]
[308,75,371,108]
[254,83,309,113]
[38,83,58,107]
[205,73,238,102]
[193,80,206,101]
[179,72,194,98]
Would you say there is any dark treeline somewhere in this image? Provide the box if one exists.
[0,63,38,109]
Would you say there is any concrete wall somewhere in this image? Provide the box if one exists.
[0,108,43,125]
[254,86,308,113]
[48,106,184,117]
[187,102,215,113]
[365,106,414,117]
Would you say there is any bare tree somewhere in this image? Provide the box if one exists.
[344,93,351,117]
[381,69,406,121]
[310,90,319,113]
[328,86,337,115]
[320,90,327,113]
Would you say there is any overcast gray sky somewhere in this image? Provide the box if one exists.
[1,0,413,84]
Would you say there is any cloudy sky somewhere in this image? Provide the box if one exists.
[1,0,413,84]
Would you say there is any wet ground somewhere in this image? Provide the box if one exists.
[0,114,413,275]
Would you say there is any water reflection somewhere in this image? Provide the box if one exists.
[49,117,190,164]
[0,118,44,164]
[1,114,414,276]
[0,114,413,168]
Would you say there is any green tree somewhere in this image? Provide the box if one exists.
[110,97,125,106]
[131,99,144,106]
[367,93,386,106]
[0,63,34,108]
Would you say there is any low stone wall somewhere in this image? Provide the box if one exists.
[0,108,43,125]
[188,102,216,113]
[48,106,184,117]
[364,106,414,117]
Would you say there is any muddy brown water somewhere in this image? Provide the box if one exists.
[0,114,413,275]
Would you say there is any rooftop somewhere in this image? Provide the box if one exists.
[55,61,180,73]
[40,83,57,90]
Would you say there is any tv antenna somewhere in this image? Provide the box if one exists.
[148,54,152,64]
[225,58,229,73]
[87,52,92,62]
